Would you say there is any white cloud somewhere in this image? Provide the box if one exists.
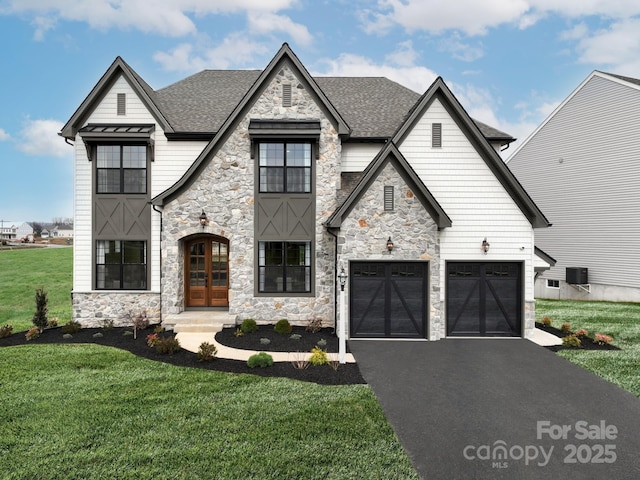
[360,0,640,37]
[0,128,10,141]
[17,119,69,158]
[384,40,419,67]
[247,12,312,46]
[572,18,640,75]
[2,0,299,38]
[439,33,484,62]
[154,33,270,71]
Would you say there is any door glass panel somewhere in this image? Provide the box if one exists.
[189,242,206,286]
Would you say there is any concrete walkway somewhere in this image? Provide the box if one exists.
[349,338,640,480]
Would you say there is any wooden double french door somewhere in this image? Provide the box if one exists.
[185,237,229,307]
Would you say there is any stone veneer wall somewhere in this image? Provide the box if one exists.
[72,292,161,327]
[337,162,444,340]
[524,300,535,338]
[160,65,340,326]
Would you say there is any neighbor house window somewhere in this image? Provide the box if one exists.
[546,279,560,289]
[259,142,311,193]
[96,145,147,194]
[258,241,311,293]
[96,240,147,289]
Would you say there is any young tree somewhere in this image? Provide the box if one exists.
[32,288,49,332]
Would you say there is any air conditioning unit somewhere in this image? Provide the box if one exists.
[566,267,588,284]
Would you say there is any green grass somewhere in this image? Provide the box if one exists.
[536,299,640,397]
[0,344,418,479]
[0,247,72,331]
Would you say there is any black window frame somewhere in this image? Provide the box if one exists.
[96,144,148,194]
[95,240,147,290]
[258,241,311,294]
[258,141,312,194]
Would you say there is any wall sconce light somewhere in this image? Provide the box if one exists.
[199,210,208,228]
[338,267,348,292]
[386,237,394,253]
[482,237,490,255]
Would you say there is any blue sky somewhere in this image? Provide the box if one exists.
[1,0,640,223]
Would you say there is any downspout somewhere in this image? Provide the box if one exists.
[151,204,163,325]
[326,227,339,335]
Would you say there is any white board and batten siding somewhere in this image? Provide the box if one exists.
[507,73,640,291]
[398,98,536,300]
[74,75,205,292]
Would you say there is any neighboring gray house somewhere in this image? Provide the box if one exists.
[507,71,640,302]
[61,43,550,339]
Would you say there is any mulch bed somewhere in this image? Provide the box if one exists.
[536,322,620,352]
[0,326,365,385]
[215,325,339,353]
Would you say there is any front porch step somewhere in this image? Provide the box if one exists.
[163,311,235,334]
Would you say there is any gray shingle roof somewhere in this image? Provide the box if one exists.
[603,71,640,87]
[155,70,512,141]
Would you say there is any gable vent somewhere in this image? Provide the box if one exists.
[432,123,442,147]
[384,186,394,211]
[282,84,292,107]
[117,93,126,116]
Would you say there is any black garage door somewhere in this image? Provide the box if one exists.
[446,262,522,337]
[350,262,427,338]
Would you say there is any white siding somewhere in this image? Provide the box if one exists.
[398,98,536,301]
[340,143,382,171]
[75,75,205,293]
[508,74,640,291]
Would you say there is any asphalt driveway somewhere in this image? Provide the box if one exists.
[349,339,640,480]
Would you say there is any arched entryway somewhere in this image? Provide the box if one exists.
[185,236,229,308]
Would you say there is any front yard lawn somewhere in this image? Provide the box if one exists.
[536,299,640,398]
[0,344,418,479]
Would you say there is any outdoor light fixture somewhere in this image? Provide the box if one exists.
[386,237,394,253]
[338,267,348,292]
[199,210,208,228]
[482,237,490,255]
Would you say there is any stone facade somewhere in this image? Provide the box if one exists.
[72,292,160,327]
[336,162,443,339]
[160,65,340,326]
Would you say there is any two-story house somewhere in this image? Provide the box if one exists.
[61,43,549,340]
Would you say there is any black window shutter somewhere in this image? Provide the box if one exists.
[432,123,442,147]
[117,93,126,115]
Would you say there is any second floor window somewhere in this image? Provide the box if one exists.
[97,145,147,194]
[259,142,311,193]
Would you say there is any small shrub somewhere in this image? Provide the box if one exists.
[541,316,552,327]
[0,324,13,338]
[234,328,244,337]
[25,327,40,341]
[594,333,613,345]
[197,342,217,362]
[62,333,73,340]
[146,333,159,347]
[47,317,59,328]
[240,318,258,333]
[289,333,302,341]
[131,311,149,339]
[316,338,327,348]
[101,318,114,329]
[259,337,271,345]
[305,317,323,333]
[560,323,572,333]
[291,352,309,370]
[153,325,164,334]
[274,319,292,334]
[32,288,49,332]
[562,335,582,348]
[247,352,273,368]
[329,360,340,371]
[309,346,329,366]
[154,336,181,354]
[92,332,103,338]
[574,328,589,338]
[62,321,82,334]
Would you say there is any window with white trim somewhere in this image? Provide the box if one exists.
[546,279,560,289]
